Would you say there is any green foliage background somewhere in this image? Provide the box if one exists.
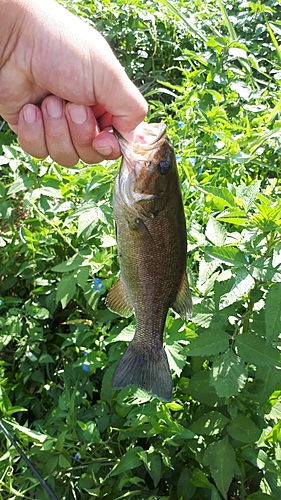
[0,0,281,498]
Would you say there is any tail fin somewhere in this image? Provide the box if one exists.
[112,342,172,402]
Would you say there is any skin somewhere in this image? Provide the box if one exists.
[0,0,147,166]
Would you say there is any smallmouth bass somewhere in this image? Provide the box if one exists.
[107,122,192,401]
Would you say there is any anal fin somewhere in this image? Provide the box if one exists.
[106,276,133,317]
[172,271,192,320]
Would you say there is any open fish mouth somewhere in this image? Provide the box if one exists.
[113,122,167,161]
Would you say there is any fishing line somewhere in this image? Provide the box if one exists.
[0,420,59,500]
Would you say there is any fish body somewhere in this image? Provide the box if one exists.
[107,122,192,401]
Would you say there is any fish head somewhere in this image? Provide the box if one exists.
[114,122,178,218]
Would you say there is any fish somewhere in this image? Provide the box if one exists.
[107,122,192,401]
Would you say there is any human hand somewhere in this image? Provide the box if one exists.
[0,0,147,166]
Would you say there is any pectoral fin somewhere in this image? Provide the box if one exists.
[172,271,192,320]
[106,276,133,317]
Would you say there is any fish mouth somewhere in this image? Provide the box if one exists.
[113,122,167,161]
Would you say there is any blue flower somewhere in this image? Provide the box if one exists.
[177,121,185,128]
[198,166,203,174]
[92,278,105,294]
[176,154,182,162]
[0,300,2,306]
[188,157,196,167]
[86,183,90,189]
[82,364,90,372]
[74,453,80,460]
[83,351,88,356]
[245,255,250,263]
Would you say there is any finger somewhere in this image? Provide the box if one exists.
[16,104,48,159]
[41,96,79,167]
[93,63,148,137]
[66,103,118,163]
[92,130,121,159]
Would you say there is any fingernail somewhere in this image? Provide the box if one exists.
[46,98,63,118]
[95,146,113,156]
[68,104,87,124]
[23,105,37,124]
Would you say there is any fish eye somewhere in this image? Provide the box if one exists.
[157,160,170,175]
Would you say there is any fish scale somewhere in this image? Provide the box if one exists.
[107,122,192,401]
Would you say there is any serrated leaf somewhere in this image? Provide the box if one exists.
[77,206,102,237]
[236,181,261,212]
[219,268,255,309]
[189,411,229,436]
[203,436,236,499]
[187,330,229,357]
[198,186,236,208]
[56,274,76,309]
[236,332,280,367]
[197,259,220,294]
[252,366,281,405]
[265,283,281,343]
[165,340,186,376]
[188,371,221,406]
[205,246,246,267]
[206,217,227,246]
[249,258,281,282]
[192,300,215,328]
[210,350,247,397]
[7,176,33,195]
[227,414,261,443]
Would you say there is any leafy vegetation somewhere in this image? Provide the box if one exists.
[1,0,281,498]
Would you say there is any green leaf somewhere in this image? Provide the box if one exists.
[76,265,90,289]
[219,268,255,309]
[38,353,55,364]
[203,436,237,499]
[56,273,76,309]
[189,411,229,436]
[206,217,227,246]
[246,493,279,500]
[188,371,222,406]
[58,454,71,469]
[236,181,261,212]
[4,420,47,443]
[140,450,162,487]
[252,366,281,405]
[7,176,33,195]
[227,414,261,444]
[210,350,247,397]
[52,253,84,273]
[110,446,143,477]
[190,468,213,489]
[236,332,280,367]
[165,340,186,376]
[249,258,281,283]
[205,246,246,267]
[198,186,236,208]
[265,283,281,343]
[187,330,229,357]
[177,468,196,500]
